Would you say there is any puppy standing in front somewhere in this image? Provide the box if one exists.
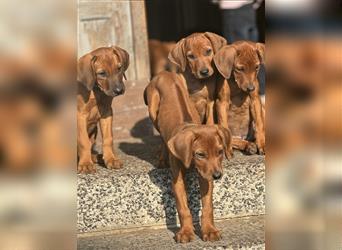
[77,46,129,173]
[144,72,232,243]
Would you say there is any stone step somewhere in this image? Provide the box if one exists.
[77,136,265,233]
[77,215,265,250]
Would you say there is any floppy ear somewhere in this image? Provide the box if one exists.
[168,38,186,72]
[213,45,236,79]
[204,32,227,53]
[112,46,130,72]
[215,125,233,159]
[167,129,195,168]
[256,43,265,64]
[77,53,97,91]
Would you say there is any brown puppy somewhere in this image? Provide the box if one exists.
[214,41,265,154]
[144,71,231,243]
[149,39,178,77]
[77,46,129,173]
[168,32,227,125]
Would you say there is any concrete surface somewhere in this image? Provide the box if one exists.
[77,137,265,233]
[78,215,265,250]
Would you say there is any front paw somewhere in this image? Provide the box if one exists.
[256,140,265,155]
[78,161,96,174]
[202,225,222,242]
[245,142,258,155]
[175,227,195,243]
[104,157,123,169]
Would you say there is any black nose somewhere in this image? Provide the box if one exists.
[247,85,255,92]
[212,171,222,180]
[114,87,125,95]
[200,68,209,76]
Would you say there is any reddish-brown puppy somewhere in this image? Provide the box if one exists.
[77,46,129,173]
[168,32,227,125]
[144,71,231,243]
[149,39,178,77]
[214,41,265,154]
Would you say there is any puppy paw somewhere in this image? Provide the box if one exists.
[77,161,96,174]
[105,157,123,169]
[201,225,222,242]
[175,227,195,243]
[245,142,258,155]
[256,141,265,155]
[256,135,265,155]
[258,146,265,155]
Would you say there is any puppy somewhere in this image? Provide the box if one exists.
[214,41,265,154]
[168,32,227,125]
[149,39,178,77]
[144,71,231,243]
[77,46,129,173]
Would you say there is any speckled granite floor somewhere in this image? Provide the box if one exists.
[78,136,265,233]
[78,215,265,250]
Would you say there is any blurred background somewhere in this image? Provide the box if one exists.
[0,0,341,249]
[267,0,342,249]
[0,0,75,249]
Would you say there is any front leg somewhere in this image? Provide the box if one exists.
[199,176,221,241]
[170,157,195,243]
[250,92,265,154]
[216,78,232,156]
[206,100,215,125]
[77,113,96,174]
[215,78,230,128]
[99,116,123,169]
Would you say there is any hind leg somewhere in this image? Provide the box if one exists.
[88,124,98,164]
[232,137,257,155]
[159,143,169,168]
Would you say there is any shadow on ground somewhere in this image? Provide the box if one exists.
[119,117,161,166]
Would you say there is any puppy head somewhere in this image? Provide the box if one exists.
[214,41,264,93]
[77,46,129,97]
[168,32,226,79]
[167,125,231,181]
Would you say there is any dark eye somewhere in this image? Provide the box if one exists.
[195,152,206,159]
[206,48,212,56]
[187,54,195,60]
[118,64,122,70]
[218,149,224,155]
[97,71,106,77]
[256,65,260,70]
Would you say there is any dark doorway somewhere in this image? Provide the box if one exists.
[146,0,223,41]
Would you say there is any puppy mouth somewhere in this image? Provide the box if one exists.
[195,168,218,181]
[102,90,124,97]
[196,71,213,79]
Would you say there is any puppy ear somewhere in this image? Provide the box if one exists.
[213,45,236,79]
[112,46,130,72]
[215,125,233,159]
[168,38,186,72]
[204,32,227,53]
[167,129,195,168]
[77,53,97,91]
[256,43,265,64]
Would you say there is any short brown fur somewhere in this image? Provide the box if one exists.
[149,39,178,77]
[168,32,227,126]
[144,71,231,243]
[77,46,129,173]
[214,41,265,154]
